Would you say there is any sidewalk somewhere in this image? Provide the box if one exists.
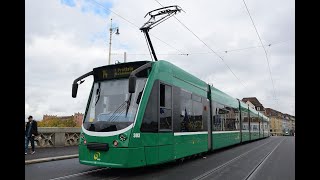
[25,146,79,165]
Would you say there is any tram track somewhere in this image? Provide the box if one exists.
[49,167,111,180]
[191,137,281,180]
[243,138,286,180]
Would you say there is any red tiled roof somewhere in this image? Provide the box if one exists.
[241,97,264,109]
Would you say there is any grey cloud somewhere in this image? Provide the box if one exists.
[26,0,295,119]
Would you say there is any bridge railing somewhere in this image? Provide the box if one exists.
[32,127,81,148]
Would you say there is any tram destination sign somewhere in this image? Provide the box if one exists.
[93,61,150,81]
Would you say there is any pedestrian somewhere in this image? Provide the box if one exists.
[25,115,38,155]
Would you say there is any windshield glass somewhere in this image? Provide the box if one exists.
[83,78,147,132]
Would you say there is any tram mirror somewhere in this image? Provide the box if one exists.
[72,83,78,98]
[129,76,137,93]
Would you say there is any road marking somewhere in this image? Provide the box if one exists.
[192,138,275,180]
[244,138,286,180]
[49,167,109,180]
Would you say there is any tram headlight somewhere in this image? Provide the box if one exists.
[113,140,118,147]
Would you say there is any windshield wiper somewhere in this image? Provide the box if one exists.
[108,101,128,122]
[95,82,101,106]
[125,93,132,117]
[136,88,144,104]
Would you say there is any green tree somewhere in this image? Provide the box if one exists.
[38,117,77,127]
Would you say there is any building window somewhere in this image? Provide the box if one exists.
[257,107,260,111]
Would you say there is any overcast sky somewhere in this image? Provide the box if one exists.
[25,0,295,120]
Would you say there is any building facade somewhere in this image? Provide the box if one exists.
[292,116,295,135]
[288,115,295,135]
[265,108,283,136]
[241,97,265,114]
[74,112,84,127]
[241,98,295,136]
[282,114,290,134]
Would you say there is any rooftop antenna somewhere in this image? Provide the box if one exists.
[140,5,183,61]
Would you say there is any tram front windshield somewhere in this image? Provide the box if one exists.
[83,78,147,132]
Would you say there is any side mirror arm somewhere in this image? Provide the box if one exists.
[72,71,93,98]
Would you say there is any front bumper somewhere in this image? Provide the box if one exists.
[79,144,146,168]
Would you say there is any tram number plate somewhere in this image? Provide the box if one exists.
[133,133,140,138]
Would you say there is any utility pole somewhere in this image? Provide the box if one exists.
[108,18,120,65]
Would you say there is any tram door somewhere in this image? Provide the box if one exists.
[158,83,174,163]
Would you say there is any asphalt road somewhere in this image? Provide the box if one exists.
[25,136,294,180]
[249,136,295,180]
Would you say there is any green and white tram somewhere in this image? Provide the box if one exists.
[72,60,270,168]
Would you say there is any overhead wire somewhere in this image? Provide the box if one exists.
[155,0,246,88]
[87,0,292,114]
[89,0,288,108]
[110,39,293,56]
[88,0,186,54]
[154,0,293,113]
[242,0,278,107]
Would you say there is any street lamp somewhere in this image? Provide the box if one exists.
[108,18,120,65]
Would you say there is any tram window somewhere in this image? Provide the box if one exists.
[177,88,206,132]
[242,111,249,130]
[160,84,165,107]
[212,102,224,131]
[165,86,172,107]
[234,108,240,130]
[202,99,209,131]
[179,89,192,132]
[192,94,202,102]
[160,108,172,130]
[159,83,172,131]
[160,84,172,107]
[192,100,203,131]
[224,107,237,131]
[141,81,158,132]
[172,86,181,132]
